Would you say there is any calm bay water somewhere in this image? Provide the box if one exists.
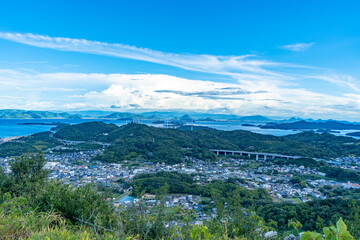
[0,119,358,139]
[0,119,98,138]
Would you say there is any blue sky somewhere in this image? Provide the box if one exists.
[1,0,360,119]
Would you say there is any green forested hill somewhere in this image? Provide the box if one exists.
[0,142,36,157]
[284,131,360,157]
[94,123,337,163]
[19,131,61,150]
[54,121,119,141]
[95,123,235,163]
[4,121,360,161]
[219,130,331,158]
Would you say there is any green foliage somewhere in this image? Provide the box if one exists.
[190,225,211,240]
[34,181,117,229]
[0,141,36,157]
[258,198,359,232]
[54,121,118,141]
[321,167,360,183]
[0,153,118,236]
[346,201,360,239]
[131,172,272,202]
[132,171,200,196]
[0,132,61,157]
[301,218,354,240]
[0,193,110,240]
[290,176,302,184]
[95,123,226,164]
[218,130,329,158]
[1,153,50,196]
[20,131,61,151]
[285,131,360,158]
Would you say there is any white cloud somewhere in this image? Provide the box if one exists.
[1,33,360,119]
[280,42,315,52]
[0,32,286,78]
[1,33,358,92]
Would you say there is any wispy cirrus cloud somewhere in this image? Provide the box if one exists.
[1,32,358,92]
[0,32,279,78]
[280,42,315,52]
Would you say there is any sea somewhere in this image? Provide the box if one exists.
[0,119,358,139]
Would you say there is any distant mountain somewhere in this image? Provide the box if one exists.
[102,112,143,119]
[197,117,216,121]
[282,117,304,122]
[68,110,115,118]
[0,109,82,119]
[139,111,240,120]
[179,114,194,122]
[261,120,360,130]
[237,115,272,122]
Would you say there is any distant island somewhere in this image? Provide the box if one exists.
[261,120,360,130]
[346,132,360,137]
[242,123,256,127]
[0,109,82,119]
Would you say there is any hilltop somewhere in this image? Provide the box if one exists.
[54,121,118,141]
[50,122,339,163]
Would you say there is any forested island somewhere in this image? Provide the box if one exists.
[261,120,360,130]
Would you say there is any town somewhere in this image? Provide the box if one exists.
[1,149,359,210]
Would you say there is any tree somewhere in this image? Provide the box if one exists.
[300,180,307,189]
[7,153,49,196]
[290,176,302,184]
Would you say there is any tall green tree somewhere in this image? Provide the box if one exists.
[8,153,49,196]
